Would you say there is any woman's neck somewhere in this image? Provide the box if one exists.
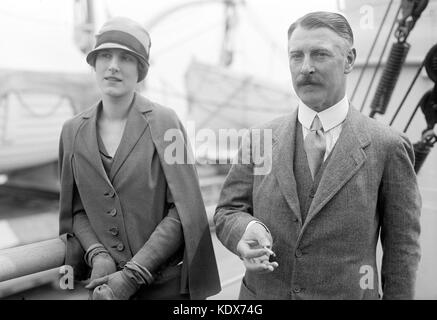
[101,92,135,121]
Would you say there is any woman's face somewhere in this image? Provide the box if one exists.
[94,48,139,98]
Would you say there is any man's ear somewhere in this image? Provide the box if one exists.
[344,48,356,74]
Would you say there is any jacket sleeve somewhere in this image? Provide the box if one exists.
[214,131,260,255]
[144,102,221,298]
[379,134,421,300]
[130,186,183,277]
[72,182,101,252]
[58,123,89,279]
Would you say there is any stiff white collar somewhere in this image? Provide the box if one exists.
[298,96,349,131]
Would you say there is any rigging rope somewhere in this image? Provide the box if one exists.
[389,60,425,126]
[351,0,394,104]
[359,4,402,113]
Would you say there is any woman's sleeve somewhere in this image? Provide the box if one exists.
[129,186,183,278]
[72,182,101,252]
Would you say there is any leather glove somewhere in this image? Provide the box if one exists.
[89,252,117,282]
[86,270,139,300]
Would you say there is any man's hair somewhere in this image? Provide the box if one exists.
[287,11,354,47]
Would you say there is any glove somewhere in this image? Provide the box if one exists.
[91,284,116,300]
[86,270,139,300]
[89,252,117,282]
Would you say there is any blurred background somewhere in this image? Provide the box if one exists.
[0,0,436,299]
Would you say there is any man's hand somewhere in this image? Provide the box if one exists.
[88,253,117,283]
[86,270,139,300]
[236,222,279,273]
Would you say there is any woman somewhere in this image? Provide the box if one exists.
[58,17,221,300]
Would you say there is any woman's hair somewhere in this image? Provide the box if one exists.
[90,52,148,82]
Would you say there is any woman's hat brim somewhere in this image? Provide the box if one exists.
[85,42,148,66]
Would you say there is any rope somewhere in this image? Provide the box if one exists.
[359,4,402,113]
[351,0,394,104]
[13,91,70,118]
[389,60,425,126]
[403,94,426,133]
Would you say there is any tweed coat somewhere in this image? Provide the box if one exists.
[214,106,421,300]
[59,93,221,299]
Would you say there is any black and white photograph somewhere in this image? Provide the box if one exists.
[0,0,436,310]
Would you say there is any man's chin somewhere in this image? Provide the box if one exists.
[298,95,323,109]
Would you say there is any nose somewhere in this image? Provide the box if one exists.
[300,55,315,75]
[108,56,120,73]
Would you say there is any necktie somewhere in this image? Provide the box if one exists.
[304,115,326,179]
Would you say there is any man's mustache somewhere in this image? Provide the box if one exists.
[297,77,320,86]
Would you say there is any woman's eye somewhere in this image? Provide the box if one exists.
[98,52,111,59]
[122,54,135,62]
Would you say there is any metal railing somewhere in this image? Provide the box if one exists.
[0,238,89,299]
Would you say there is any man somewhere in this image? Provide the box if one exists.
[214,11,421,299]
[59,17,221,299]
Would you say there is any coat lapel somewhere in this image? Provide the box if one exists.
[272,110,302,223]
[77,102,112,185]
[109,94,151,181]
[303,107,371,227]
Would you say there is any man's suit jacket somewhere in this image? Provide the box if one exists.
[59,93,221,299]
[214,106,421,299]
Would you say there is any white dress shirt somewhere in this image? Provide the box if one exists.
[298,95,349,160]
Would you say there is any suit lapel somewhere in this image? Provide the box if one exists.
[77,102,112,185]
[303,107,370,227]
[109,94,150,181]
[272,110,302,223]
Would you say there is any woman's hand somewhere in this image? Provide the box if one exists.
[86,270,139,300]
[88,253,117,282]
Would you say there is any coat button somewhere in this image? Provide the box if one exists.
[295,249,303,258]
[309,188,315,198]
[107,208,117,217]
[105,190,115,198]
[109,227,119,236]
[293,217,299,223]
[116,243,125,251]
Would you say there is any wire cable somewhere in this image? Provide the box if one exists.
[351,0,394,104]
[389,60,425,126]
[359,4,402,113]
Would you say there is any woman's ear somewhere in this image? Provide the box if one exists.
[344,48,356,74]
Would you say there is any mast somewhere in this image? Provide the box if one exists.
[73,0,95,55]
[145,0,243,68]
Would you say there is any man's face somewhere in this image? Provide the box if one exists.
[94,48,139,98]
[288,26,356,112]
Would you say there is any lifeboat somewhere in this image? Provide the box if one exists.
[0,70,98,173]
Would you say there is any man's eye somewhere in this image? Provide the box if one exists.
[289,53,302,60]
[315,52,329,57]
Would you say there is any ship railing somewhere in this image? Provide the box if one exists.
[0,237,89,299]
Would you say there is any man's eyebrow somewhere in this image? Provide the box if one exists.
[312,48,332,53]
[289,47,331,53]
